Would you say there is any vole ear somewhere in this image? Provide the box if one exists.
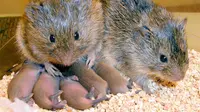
[25,4,35,22]
[25,2,39,22]
[177,18,187,52]
[25,1,45,22]
[178,18,187,31]
[177,37,187,52]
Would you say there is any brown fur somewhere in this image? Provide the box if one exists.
[15,0,104,76]
[99,0,188,93]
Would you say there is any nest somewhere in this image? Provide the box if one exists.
[0,49,199,112]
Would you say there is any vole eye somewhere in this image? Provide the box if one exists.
[49,34,55,43]
[74,32,79,40]
[160,54,168,63]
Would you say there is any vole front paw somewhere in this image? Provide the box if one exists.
[44,62,63,77]
[134,75,159,94]
[86,53,96,69]
[141,79,159,94]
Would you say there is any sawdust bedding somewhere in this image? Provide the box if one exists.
[0,49,199,112]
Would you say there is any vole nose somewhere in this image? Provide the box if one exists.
[60,52,73,66]
[62,57,73,66]
[63,63,71,66]
[171,67,185,81]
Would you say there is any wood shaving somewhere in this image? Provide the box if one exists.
[0,49,199,112]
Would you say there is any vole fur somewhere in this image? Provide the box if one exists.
[99,0,189,93]
[16,0,104,76]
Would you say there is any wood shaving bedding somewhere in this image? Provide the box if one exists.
[0,50,199,112]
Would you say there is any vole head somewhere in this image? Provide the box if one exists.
[134,6,189,82]
[24,0,103,66]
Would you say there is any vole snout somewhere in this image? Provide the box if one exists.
[170,67,185,81]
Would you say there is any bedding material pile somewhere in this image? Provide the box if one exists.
[0,50,199,112]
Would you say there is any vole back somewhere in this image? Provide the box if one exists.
[16,0,104,76]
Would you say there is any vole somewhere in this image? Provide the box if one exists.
[94,61,133,94]
[99,0,189,93]
[16,0,104,77]
[60,76,108,110]
[68,62,109,99]
[7,60,43,103]
[33,72,66,110]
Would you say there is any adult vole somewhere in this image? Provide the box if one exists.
[16,0,104,76]
[100,0,189,93]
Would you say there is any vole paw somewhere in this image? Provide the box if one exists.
[141,79,159,94]
[44,63,63,77]
[50,90,63,102]
[127,79,134,89]
[134,76,159,94]
[86,53,96,69]
[52,100,67,110]
[20,93,34,103]
[86,87,95,99]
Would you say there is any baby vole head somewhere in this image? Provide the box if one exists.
[24,0,103,66]
[134,6,189,82]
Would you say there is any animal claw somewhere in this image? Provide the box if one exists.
[20,93,34,103]
[127,79,134,89]
[50,90,63,102]
[86,53,96,69]
[44,63,64,77]
[86,87,95,99]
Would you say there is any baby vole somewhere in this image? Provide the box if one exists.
[8,60,43,103]
[60,76,108,110]
[94,62,133,94]
[33,72,66,110]
[100,0,189,93]
[16,0,104,76]
[68,62,109,98]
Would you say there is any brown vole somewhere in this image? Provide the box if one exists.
[68,62,109,98]
[99,0,189,93]
[60,76,108,110]
[16,0,104,76]
[94,61,133,94]
[7,60,43,103]
[33,72,66,110]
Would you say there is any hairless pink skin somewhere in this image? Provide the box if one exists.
[94,62,133,94]
[68,62,110,99]
[33,72,66,110]
[7,61,43,103]
[60,76,108,110]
